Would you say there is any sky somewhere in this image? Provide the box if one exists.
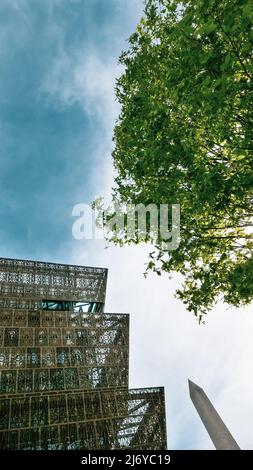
[0,0,253,450]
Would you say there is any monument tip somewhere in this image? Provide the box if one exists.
[188,379,203,395]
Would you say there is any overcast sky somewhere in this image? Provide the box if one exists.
[0,0,252,450]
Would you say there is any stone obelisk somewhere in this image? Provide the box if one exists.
[188,379,240,450]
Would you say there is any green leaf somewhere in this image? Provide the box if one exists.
[103,0,253,320]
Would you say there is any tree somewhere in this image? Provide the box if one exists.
[110,0,253,321]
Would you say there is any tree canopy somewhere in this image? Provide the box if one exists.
[110,0,253,321]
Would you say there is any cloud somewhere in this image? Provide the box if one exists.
[39,0,253,449]
[2,0,252,450]
[68,240,253,450]
[48,1,253,448]
[39,0,145,129]
[41,48,120,129]
[10,1,33,31]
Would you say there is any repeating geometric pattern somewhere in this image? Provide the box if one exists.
[0,257,167,449]
[0,387,166,449]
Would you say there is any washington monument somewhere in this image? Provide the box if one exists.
[189,380,240,450]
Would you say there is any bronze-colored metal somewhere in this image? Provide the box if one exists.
[0,257,108,305]
[0,311,129,393]
[0,257,167,450]
[0,387,166,449]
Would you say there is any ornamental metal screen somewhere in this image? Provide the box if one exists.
[0,257,167,450]
[0,258,108,306]
[0,387,166,450]
[0,312,129,393]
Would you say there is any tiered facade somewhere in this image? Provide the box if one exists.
[0,257,167,449]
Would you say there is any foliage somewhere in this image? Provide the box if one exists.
[110,0,253,320]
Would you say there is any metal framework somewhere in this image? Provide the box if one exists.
[0,387,166,450]
[0,257,108,306]
[0,257,167,450]
[0,312,129,393]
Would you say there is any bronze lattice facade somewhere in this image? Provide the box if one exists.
[0,257,167,450]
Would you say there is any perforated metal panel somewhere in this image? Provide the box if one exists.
[0,387,166,450]
[0,311,129,393]
[0,258,108,305]
[0,257,167,450]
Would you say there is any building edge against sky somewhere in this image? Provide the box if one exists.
[0,257,167,450]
